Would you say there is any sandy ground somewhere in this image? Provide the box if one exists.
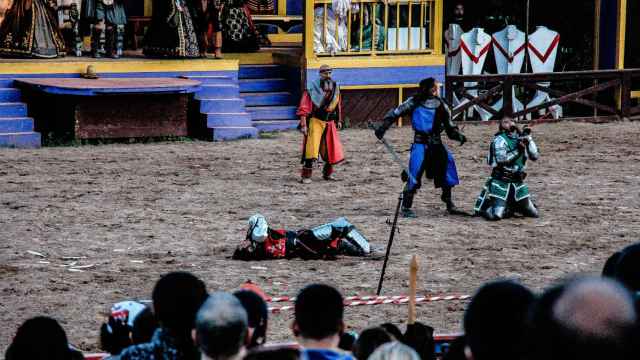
[1,121,640,352]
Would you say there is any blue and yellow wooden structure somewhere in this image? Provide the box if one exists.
[2,0,636,148]
[595,0,638,102]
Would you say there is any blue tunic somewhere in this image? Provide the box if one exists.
[406,101,460,191]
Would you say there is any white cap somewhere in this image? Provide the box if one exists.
[248,214,269,243]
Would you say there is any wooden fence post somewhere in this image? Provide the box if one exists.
[445,76,453,113]
[620,71,632,118]
[503,76,514,118]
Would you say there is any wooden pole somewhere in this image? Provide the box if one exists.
[408,255,418,325]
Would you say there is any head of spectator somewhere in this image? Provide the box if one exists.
[368,341,421,360]
[453,3,464,20]
[338,331,357,352]
[602,251,622,277]
[119,272,208,359]
[233,289,268,348]
[613,243,640,293]
[463,280,535,360]
[5,316,83,360]
[353,327,393,360]
[293,284,351,359]
[547,277,637,360]
[153,272,208,340]
[195,292,249,360]
[379,323,404,342]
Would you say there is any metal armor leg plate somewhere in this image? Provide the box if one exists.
[517,197,539,218]
[116,25,124,57]
[329,217,370,255]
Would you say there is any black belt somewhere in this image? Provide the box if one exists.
[414,132,441,145]
[312,109,338,121]
[492,168,526,182]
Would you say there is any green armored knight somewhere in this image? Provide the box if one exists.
[474,117,540,221]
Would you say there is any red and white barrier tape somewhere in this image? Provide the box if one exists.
[268,294,470,313]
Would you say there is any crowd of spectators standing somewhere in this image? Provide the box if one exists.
[6,242,640,360]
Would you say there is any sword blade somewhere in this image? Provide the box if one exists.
[368,120,418,185]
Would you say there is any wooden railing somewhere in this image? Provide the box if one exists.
[306,0,442,57]
[444,69,640,121]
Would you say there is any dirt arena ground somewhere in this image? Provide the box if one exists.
[1,121,640,352]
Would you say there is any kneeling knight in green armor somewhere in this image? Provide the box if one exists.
[474,117,540,220]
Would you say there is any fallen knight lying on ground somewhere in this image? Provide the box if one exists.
[233,214,372,260]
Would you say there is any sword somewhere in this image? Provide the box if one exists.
[367,121,418,185]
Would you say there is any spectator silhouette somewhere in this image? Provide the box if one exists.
[538,277,638,360]
[5,316,84,360]
[463,280,535,360]
[352,327,392,360]
[117,272,208,360]
[292,284,353,360]
[195,292,249,360]
[234,289,268,348]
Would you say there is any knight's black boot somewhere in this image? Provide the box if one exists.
[401,191,417,218]
[441,187,463,215]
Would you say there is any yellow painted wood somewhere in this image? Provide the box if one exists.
[0,59,239,74]
[433,0,443,55]
[224,52,276,64]
[253,15,303,22]
[307,54,445,68]
[304,0,315,59]
[278,0,286,16]
[268,33,303,43]
[616,0,627,69]
[614,0,627,106]
[144,0,152,17]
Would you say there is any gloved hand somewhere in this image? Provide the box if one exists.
[374,126,386,140]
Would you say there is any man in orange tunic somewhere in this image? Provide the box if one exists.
[297,64,345,184]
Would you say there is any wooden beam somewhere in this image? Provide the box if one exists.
[304,0,314,60]
[278,0,287,16]
[512,79,620,118]
[433,0,443,55]
[616,0,627,70]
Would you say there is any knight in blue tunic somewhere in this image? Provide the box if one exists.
[374,78,467,218]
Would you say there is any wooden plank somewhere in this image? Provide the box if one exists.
[513,79,620,118]
[621,72,632,117]
[451,84,501,117]
[75,95,189,139]
[460,91,499,116]
[522,83,618,114]
[503,76,513,118]
[446,69,640,83]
